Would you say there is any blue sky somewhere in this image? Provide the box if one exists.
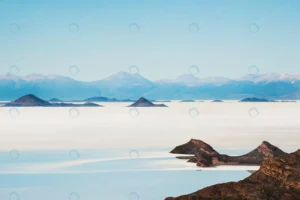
[0,0,299,81]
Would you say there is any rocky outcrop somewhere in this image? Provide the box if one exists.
[239,97,274,102]
[180,100,196,102]
[51,102,102,107]
[128,97,167,107]
[170,139,287,167]
[171,139,219,156]
[211,100,223,102]
[5,94,52,106]
[84,96,134,102]
[153,100,171,102]
[49,98,63,102]
[82,102,102,107]
[165,149,300,200]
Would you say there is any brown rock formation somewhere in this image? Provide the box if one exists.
[171,139,219,156]
[165,149,300,200]
[170,139,287,167]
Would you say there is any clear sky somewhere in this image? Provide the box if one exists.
[0,0,299,81]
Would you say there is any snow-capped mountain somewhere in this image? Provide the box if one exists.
[92,71,154,87]
[0,73,22,81]
[239,73,300,83]
[156,74,231,86]
[0,73,98,100]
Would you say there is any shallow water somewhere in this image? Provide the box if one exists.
[0,171,250,200]
[0,149,252,200]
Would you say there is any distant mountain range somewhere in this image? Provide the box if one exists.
[1,72,300,100]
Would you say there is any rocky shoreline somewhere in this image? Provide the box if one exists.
[165,149,300,200]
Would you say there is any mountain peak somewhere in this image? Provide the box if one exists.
[6,94,52,106]
[246,141,287,158]
[106,71,138,79]
[170,139,219,155]
[136,97,150,103]
[22,73,48,81]
[261,140,272,146]
[258,141,280,152]
[175,74,199,86]
[189,139,205,144]
[0,73,21,81]
[129,97,167,107]
[129,97,154,107]
[98,71,154,87]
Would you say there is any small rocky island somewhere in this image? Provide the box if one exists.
[84,96,134,102]
[165,149,300,200]
[5,94,102,107]
[153,100,171,103]
[5,94,52,107]
[180,100,196,102]
[170,139,287,167]
[239,97,275,102]
[128,97,167,107]
[211,100,223,102]
[49,98,63,102]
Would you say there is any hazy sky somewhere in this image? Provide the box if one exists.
[0,0,299,81]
